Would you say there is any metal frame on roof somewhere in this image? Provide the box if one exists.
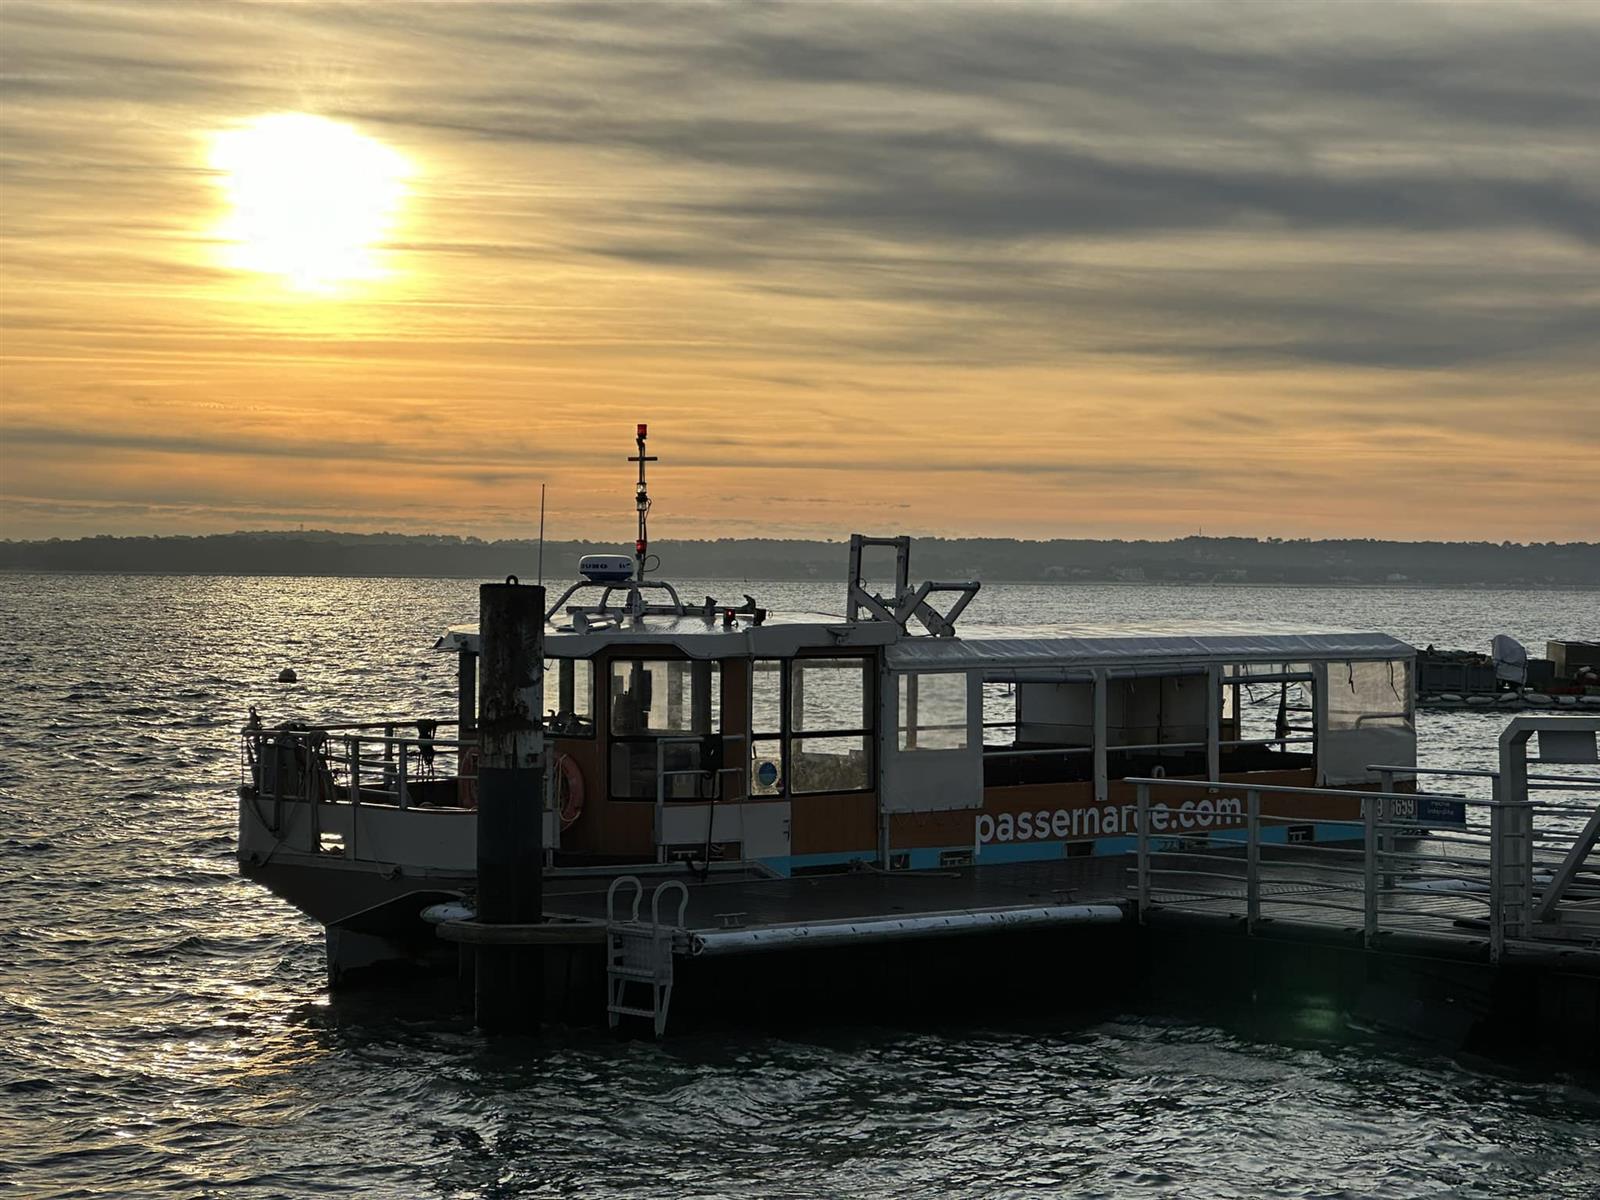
[435,616,900,660]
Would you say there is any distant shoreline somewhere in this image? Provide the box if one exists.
[2,567,1595,592]
[2,532,1596,589]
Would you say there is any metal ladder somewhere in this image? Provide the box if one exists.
[605,876,688,1036]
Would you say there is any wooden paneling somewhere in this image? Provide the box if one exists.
[889,808,980,848]
[791,792,876,854]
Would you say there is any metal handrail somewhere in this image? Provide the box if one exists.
[650,734,750,863]
[240,718,467,735]
[982,736,1315,762]
[1371,762,1497,779]
[1130,741,1598,964]
[1125,775,1501,806]
[983,745,1093,760]
[1372,762,1600,788]
[242,724,481,814]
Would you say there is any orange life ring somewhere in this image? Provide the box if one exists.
[458,748,581,821]
[555,753,585,829]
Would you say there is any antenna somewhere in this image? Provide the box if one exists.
[628,423,656,581]
[537,482,546,587]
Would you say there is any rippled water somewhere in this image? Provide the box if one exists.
[2,572,1597,1198]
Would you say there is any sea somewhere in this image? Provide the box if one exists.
[2,572,1597,1199]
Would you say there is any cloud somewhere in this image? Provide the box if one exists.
[1,0,1597,540]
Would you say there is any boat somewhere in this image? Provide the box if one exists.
[237,426,1444,984]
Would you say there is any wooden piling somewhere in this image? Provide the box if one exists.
[474,579,546,1032]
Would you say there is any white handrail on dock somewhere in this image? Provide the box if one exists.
[1125,716,1599,964]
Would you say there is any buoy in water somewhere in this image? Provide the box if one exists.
[277,668,297,683]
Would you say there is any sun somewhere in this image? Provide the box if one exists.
[210,113,410,293]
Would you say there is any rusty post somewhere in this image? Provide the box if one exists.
[457,648,477,737]
[474,578,545,1032]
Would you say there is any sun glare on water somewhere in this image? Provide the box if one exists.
[210,113,409,293]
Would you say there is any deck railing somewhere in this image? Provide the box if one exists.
[241,720,477,812]
[981,737,1314,760]
[1127,716,1600,963]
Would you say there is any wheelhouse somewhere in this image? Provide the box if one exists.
[435,604,1417,877]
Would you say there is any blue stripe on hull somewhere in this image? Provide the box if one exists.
[760,817,1459,875]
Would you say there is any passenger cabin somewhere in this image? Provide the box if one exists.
[434,557,1417,876]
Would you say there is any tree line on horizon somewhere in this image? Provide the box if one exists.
[1,531,1596,586]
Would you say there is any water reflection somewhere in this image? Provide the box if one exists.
[3,572,1598,1198]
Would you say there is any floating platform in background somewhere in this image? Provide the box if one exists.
[1417,637,1599,710]
[1421,692,1600,712]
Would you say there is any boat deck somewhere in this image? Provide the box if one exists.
[543,856,1130,936]
[534,838,1598,965]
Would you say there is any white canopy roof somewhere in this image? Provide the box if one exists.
[438,613,1411,668]
[886,622,1413,672]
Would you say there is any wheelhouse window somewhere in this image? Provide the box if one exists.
[747,656,875,796]
[750,659,784,796]
[790,657,872,793]
[898,672,969,751]
[608,659,722,799]
[608,659,720,736]
[544,658,595,737]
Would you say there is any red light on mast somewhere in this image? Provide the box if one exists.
[637,423,648,438]
[636,539,647,555]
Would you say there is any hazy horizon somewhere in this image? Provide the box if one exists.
[6,527,1596,589]
[7,526,1600,549]
[3,2,1598,543]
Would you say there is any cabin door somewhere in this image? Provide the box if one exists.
[880,669,983,817]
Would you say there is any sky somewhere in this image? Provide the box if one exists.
[1,0,1597,544]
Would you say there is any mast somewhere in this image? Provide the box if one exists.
[629,422,656,582]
